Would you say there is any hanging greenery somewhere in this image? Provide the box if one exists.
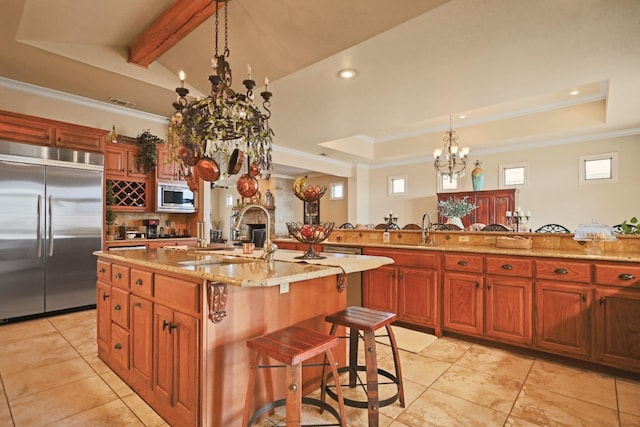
[135,130,163,174]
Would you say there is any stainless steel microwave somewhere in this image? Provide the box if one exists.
[157,183,196,213]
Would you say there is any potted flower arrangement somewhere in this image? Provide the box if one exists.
[438,196,477,229]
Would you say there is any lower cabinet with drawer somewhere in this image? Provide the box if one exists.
[363,248,439,330]
[593,262,640,372]
[533,259,592,358]
[96,258,200,427]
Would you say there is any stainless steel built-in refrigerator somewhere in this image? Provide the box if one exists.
[0,141,103,321]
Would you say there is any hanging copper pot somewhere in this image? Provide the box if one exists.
[179,142,201,167]
[196,157,220,182]
[185,167,199,192]
[227,148,244,175]
[249,161,260,177]
[236,173,259,198]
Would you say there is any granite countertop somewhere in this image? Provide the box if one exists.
[274,238,640,263]
[94,248,393,287]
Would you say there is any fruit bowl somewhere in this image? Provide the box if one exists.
[286,221,335,259]
[294,184,327,202]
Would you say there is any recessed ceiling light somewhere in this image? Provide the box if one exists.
[337,69,358,79]
[570,90,580,95]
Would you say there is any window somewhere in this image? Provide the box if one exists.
[388,175,407,196]
[330,182,344,200]
[499,162,528,188]
[579,152,618,184]
[226,194,233,206]
[435,174,459,192]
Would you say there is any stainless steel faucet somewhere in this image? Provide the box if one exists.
[421,212,432,244]
[232,204,278,263]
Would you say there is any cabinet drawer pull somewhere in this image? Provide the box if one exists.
[599,296,606,304]
[554,268,568,275]
[135,278,143,286]
[102,292,109,301]
[114,343,122,350]
[99,267,106,273]
[501,264,513,270]
[115,272,122,279]
[487,283,492,289]
[618,273,636,281]
[457,260,467,266]
[114,304,121,311]
[134,302,141,307]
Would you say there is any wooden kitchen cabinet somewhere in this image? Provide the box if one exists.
[157,145,185,182]
[442,271,483,335]
[534,259,592,358]
[0,110,107,152]
[131,295,153,388]
[593,262,640,371]
[153,304,199,426]
[105,143,146,179]
[485,275,532,345]
[437,189,515,227]
[363,248,439,329]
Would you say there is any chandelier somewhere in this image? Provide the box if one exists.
[433,115,469,179]
[169,0,274,190]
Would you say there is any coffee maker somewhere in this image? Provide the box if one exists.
[143,219,160,238]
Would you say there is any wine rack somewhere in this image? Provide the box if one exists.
[109,180,148,210]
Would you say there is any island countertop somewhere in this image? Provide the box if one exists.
[94,247,393,287]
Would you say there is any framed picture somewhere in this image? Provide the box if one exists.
[303,200,319,224]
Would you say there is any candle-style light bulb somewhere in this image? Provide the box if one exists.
[433,148,443,158]
[179,70,185,88]
[247,64,252,79]
[264,77,269,90]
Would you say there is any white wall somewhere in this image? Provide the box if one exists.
[367,135,640,231]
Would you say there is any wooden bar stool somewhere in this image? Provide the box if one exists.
[243,325,347,427]
[321,306,405,427]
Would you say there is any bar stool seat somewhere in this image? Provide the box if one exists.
[322,306,405,427]
[243,325,347,427]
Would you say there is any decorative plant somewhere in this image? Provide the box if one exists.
[135,130,163,174]
[438,196,477,218]
[105,209,117,232]
[620,217,639,234]
[105,179,115,206]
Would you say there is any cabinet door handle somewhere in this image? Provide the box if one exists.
[475,282,480,288]
[168,323,178,334]
[114,343,122,350]
[99,267,106,273]
[392,272,396,279]
[162,319,170,331]
[457,260,467,266]
[135,278,143,286]
[599,296,606,305]
[554,268,568,275]
[134,302,141,307]
[581,294,587,302]
[114,304,121,311]
[501,264,513,270]
[487,283,492,289]
[399,273,404,280]
[102,292,110,301]
[618,273,636,281]
[115,272,122,279]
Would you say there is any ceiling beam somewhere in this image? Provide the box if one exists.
[128,0,224,67]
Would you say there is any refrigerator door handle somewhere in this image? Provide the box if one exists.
[48,195,54,256]
[37,194,43,257]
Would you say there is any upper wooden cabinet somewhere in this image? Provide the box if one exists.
[105,143,147,179]
[0,110,107,152]
[157,145,186,182]
[437,189,516,228]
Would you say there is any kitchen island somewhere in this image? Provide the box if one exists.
[94,247,392,427]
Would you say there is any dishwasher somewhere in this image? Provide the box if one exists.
[322,244,363,307]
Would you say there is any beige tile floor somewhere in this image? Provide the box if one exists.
[1,309,640,427]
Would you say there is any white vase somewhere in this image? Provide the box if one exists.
[446,217,464,229]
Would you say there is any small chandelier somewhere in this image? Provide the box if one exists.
[169,0,274,185]
[433,115,470,179]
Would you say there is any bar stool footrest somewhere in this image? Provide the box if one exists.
[324,365,400,409]
[248,397,343,427]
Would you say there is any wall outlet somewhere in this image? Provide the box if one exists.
[458,236,470,242]
[383,232,390,243]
